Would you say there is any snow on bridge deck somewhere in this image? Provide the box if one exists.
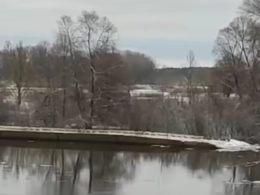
[0,126,257,151]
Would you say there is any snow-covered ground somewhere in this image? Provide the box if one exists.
[162,133,260,152]
[208,139,260,152]
[130,84,239,103]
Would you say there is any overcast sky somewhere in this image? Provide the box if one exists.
[0,0,243,67]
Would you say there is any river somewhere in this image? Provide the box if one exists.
[0,140,259,195]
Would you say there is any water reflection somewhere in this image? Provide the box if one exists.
[0,142,260,195]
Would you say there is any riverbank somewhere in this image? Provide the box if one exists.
[0,126,258,151]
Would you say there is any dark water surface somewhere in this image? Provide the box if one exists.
[0,140,260,195]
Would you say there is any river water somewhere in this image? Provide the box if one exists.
[0,141,259,195]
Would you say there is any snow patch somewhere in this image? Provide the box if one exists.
[209,139,259,152]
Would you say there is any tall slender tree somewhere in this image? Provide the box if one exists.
[78,11,117,128]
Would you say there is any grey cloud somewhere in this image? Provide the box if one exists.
[2,0,242,13]
[0,0,243,67]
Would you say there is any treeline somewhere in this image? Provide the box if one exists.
[152,67,213,85]
[0,11,163,129]
[0,10,214,132]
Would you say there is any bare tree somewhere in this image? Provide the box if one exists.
[56,15,79,119]
[31,42,60,127]
[3,42,32,106]
[31,42,53,86]
[94,53,130,127]
[78,10,117,128]
[186,50,196,104]
[214,16,260,98]
[241,0,260,19]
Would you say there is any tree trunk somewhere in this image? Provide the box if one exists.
[17,85,22,106]
[89,58,95,129]
[62,89,67,118]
